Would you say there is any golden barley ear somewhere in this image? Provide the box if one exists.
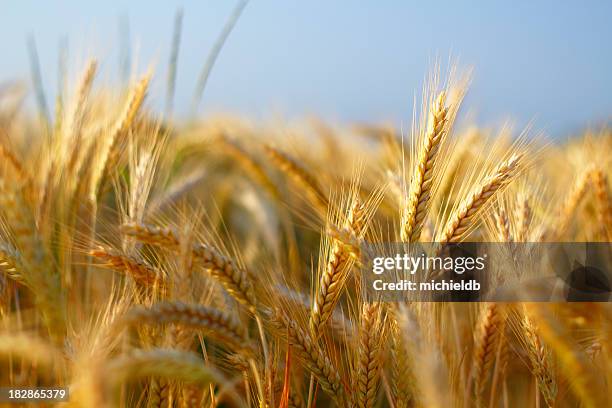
[589,168,612,240]
[310,197,368,336]
[271,309,345,405]
[439,154,522,243]
[554,168,591,240]
[355,301,386,408]
[471,303,504,405]
[400,91,450,243]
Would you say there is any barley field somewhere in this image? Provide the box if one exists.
[0,53,610,408]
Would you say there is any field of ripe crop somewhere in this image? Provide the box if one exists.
[0,36,610,408]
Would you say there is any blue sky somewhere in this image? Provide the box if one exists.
[1,1,610,136]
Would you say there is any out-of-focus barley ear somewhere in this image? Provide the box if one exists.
[0,142,29,184]
[64,59,97,176]
[438,154,522,243]
[68,59,97,134]
[121,302,256,355]
[589,168,612,240]
[0,178,65,340]
[400,91,450,243]
[554,168,591,240]
[105,349,244,407]
[395,304,451,408]
[90,72,151,199]
[0,333,62,371]
[494,208,512,242]
[515,195,531,242]
[355,302,385,408]
[264,144,329,214]
[220,136,281,200]
[120,222,257,311]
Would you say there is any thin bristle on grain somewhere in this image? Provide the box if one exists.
[439,154,521,243]
[90,245,162,287]
[400,91,449,242]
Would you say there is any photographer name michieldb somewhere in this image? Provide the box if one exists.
[371,253,486,292]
